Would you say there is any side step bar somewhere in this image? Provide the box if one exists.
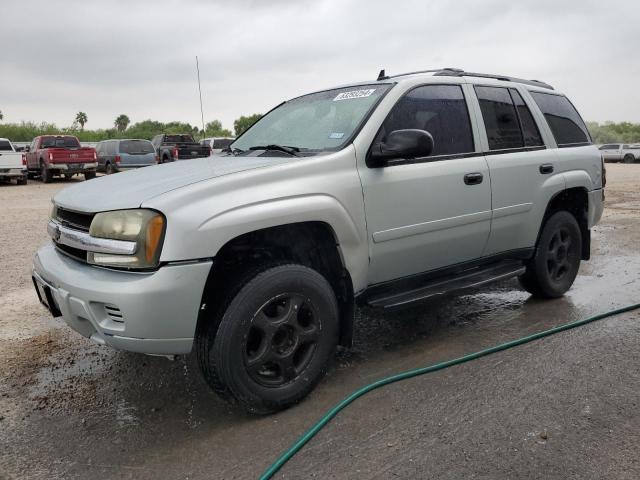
[366,260,526,309]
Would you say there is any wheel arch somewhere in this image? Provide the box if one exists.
[195,221,356,348]
[539,186,590,260]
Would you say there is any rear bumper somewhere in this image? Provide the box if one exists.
[32,243,212,355]
[49,162,97,171]
[0,168,27,178]
[588,188,604,228]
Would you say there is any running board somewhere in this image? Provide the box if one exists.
[366,260,526,309]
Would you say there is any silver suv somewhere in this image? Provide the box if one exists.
[33,68,604,413]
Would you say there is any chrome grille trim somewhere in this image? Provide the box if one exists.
[48,220,137,255]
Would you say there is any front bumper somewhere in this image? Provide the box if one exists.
[33,243,212,354]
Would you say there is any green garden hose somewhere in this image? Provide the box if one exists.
[259,302,640,480]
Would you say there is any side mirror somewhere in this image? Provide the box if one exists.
[369,129,434,167]
[24,146,30,152]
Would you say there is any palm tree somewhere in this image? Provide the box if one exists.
[114,114,130,132]
[75,112,88,130]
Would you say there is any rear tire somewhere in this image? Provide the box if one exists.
[40,163,52,183]
[519,211,582,298]
[84,171,96,180]
[196,263,339,414]
[623,154,635,164]
[17,176,27,185]
[105,162,115,174]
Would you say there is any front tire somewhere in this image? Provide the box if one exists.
[197,264,339,414]
[519,211,582,298]
[84,171,96,180]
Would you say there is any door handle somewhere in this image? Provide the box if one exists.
[463,172,483,185]
[539,164,554,174]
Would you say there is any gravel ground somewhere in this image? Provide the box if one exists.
[0,165,639,479]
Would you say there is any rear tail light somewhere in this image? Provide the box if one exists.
[48,152,53,161]
[601,154,606,188]
[172,147,179,160]
[114,155,121,165]
[93,151,97,161]
[22,154,26,166]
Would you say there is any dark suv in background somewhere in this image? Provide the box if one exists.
[96,139,158,174]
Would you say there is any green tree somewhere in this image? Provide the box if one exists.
[114,114,130,132]
[233,113,262,136]
[205,120,232,137]
[75,112,88,131]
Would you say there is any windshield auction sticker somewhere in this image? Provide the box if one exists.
[333,89,376,101]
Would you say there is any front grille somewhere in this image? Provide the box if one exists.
[55,243,88,262]
[56,207,94,232]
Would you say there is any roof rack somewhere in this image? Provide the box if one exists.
[378,67,554,90]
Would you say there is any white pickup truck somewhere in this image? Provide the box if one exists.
[599,143,640,163]
[0,138,28,185]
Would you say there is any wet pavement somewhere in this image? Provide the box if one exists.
[1,165,639,479]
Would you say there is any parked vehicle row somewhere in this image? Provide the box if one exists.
[0,138,28,185]
[599,143,640,163]
[35,67,604,413]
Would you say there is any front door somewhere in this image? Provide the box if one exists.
[358,84,492,285]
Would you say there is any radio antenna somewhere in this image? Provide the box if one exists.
[196,55,206,139]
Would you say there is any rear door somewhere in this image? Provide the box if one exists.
[358,83,492,284]
[473,85,560,256]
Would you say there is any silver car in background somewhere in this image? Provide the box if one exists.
[96,139,158,174]
[201,137,235,154]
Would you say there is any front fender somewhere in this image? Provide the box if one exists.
[161,194,368,292]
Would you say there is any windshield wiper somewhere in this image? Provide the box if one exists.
[248,144,300,156]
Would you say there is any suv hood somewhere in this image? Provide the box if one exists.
[54,155,295,213]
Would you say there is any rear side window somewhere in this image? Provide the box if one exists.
[475,86,523,150]
[599,144,619,150]
[376,84,474,157]
[529,92,590,147]
[509,89,543,147]
[120,140,154,154]
[0,140,12,151]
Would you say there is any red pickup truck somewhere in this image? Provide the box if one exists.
[25,135,98,183]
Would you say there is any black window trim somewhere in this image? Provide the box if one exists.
[473,84,547,154]
[366,82,477,168]
[528,89,592,147]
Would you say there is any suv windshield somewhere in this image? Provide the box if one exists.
[120,140,154,154]
[41,136,81,148]
[231,84,392,153]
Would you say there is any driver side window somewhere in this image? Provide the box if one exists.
[374,84,475,158]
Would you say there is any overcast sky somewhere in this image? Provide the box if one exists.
[2,0,639,131]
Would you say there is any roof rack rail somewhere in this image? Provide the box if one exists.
[379,67,554,90]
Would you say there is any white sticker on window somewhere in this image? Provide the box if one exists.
[329,132,345,139]
[333,89,376,101]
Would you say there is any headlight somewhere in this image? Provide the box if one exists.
[88,209,166,269]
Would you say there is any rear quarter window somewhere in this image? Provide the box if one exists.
[529,92,591,147]
[0,140,13,151]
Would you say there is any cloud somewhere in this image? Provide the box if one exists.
[1,0,639,130]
